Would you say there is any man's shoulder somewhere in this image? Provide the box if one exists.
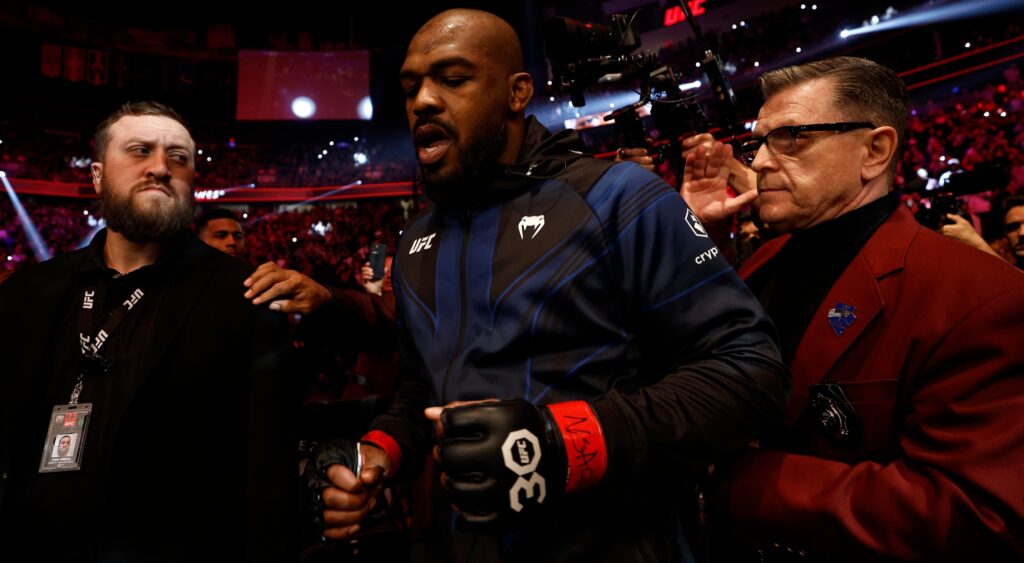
[902,222,1024,292]
[180,234,253,282]
[569,159,665,195]
[1,247,91,292]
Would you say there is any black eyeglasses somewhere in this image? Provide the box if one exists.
[737,122,876,166]
[1006,221,1023,233]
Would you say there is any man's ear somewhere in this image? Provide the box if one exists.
[508,72,534,113]
[861,126,898,183]
[90,162,103,194]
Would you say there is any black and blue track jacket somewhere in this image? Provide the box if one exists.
[371,117,788,562]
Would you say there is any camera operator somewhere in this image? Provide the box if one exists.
[683,56,1024,562]
[946,197,1024,269]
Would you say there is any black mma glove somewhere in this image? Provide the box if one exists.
[438,399,608,531]
[301,438,360,537]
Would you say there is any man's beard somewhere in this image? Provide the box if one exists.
[421,117,508,207]
[101,179,195,242]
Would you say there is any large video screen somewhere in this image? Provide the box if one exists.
[237,50,371,121]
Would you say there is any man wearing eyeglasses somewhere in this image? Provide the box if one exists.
[683,56,1024,561]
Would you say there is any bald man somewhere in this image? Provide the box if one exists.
[309,10,787,562]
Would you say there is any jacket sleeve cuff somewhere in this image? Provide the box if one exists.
[546,400,608,493]
[360,430,402,475]
[587,395,637,486]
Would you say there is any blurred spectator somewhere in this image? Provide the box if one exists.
[196,207,246,257]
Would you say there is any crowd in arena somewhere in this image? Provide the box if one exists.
[3,69,1023,276]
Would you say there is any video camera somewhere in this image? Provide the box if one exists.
[543,3,743,171]
[905,164,1009,230]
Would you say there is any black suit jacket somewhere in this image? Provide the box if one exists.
[0,230,296,562]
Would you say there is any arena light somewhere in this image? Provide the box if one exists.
[291,96,316,119]
[358,96,374,120]
[1,173,51,261]
[678,80,702,92]
[839,0,1020,38]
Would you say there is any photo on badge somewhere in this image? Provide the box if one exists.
[38,403,92,473]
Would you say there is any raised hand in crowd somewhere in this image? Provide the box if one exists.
[360,263,384,296]
[939,213,1002,258]
[614,146,655,171]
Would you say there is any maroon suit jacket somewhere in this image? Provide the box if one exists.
[728,206,1024,561]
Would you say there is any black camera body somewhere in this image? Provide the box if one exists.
[543,8,742,172]
[908,165,1009,230]
[544,14,656,109]
[913,192,968,230]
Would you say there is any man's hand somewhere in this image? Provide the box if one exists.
[305,440,391,541]
[360,263,384,296]
[243,261,331,314]
[939,214,998,256]
[682,142,758,225]
[426,399,608,532]
[681,133,716,158]
[615,147,655,171]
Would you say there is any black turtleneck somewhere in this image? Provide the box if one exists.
[745,193,899,364]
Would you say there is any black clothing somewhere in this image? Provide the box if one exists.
[0,230,296,562]
[746,194,898,363]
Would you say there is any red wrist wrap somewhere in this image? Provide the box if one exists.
[547,401,608,493]
[360,430,402,474]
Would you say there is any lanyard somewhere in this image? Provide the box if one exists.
[70,282,146,404]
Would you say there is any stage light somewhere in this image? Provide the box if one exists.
[839,0,1019,38]
[291,96,316,119]
[1,174,50,261]
[358,96,374,120]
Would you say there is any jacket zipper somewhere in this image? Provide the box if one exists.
[441,215,470,404]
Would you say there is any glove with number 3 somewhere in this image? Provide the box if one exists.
[438,399,608,531]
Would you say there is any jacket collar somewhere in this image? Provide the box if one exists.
[743,205,920,422]
[433,116,591,213]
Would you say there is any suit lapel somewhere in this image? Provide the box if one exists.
[785,207,916,422]
[785,254,884,421]
[741,207,918,424]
